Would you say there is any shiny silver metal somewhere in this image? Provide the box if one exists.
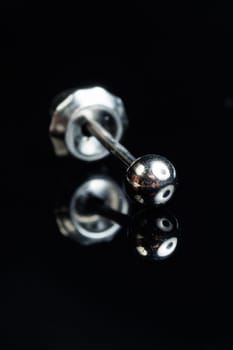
[55,176,129,246]
[126,154,177,205]
[49,86,128,161]
[50,86,177,205]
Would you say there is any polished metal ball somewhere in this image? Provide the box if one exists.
[129,207,180,261]
[126,154,177,205]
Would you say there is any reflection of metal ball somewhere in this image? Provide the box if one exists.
[129,208,180,261]
[126,154,177,205]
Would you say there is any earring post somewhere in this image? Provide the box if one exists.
[82,115,136,168]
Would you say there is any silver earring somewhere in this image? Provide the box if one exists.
[49,86,177,205]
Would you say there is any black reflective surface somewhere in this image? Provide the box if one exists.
[1,5,233,349]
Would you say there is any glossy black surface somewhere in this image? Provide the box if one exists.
[1,4,233,349]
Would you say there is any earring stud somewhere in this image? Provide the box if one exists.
[50,86,177,205]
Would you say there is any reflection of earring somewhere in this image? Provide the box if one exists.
[50,87,177,206]
[55,174,180,261]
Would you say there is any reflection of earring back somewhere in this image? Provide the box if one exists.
[55,176,129,246]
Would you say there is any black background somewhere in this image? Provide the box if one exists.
[1,3,233,349]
